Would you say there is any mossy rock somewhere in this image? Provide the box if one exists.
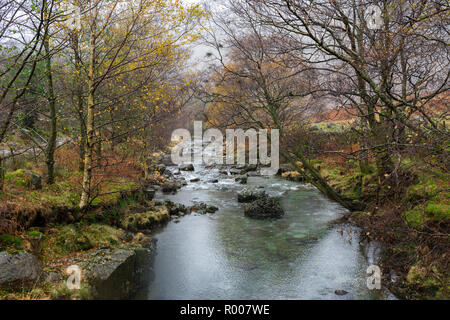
[120,208,170,232]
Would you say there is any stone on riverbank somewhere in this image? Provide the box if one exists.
[161,178,186,193]
[162,181,178,193]
[0,251,43,288]
[143,188,156,201]
[78,243,156,300]
[244,197,284,220]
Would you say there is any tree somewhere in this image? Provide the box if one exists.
[247,0,449,181]
[77,0,205,209]
[201,0,361,210]
[0,0,47,145]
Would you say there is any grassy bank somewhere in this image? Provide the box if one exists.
[0,146,172,300]
[305,157,449,300]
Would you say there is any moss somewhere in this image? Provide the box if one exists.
[403,207,426,229]
[48,282,92,300]
[90,198,102,207]
[41,224,124,261]
[27,230,43,238]
[406,264,448,299]
[0,234,23,251]
[4,169,30,187]
[406,265,427,284]
[81,224,123,248]
[424,202,450,221]
[405,175,440,202]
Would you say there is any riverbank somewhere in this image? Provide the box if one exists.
[313,158,449,300]
[0,150,223,299]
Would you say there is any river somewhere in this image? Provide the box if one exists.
[133,162,396,300]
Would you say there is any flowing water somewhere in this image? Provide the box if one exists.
[134,163,395,300]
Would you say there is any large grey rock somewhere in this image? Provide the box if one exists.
[78,243,156,300]
[237,189,267,203]
[244,197,284,220]
[0,251,43,287]
[161,179,186,193]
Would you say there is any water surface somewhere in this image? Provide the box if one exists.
[135,165,394,300]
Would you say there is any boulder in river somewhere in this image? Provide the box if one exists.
[237,189,267,203]
[179,163,195,171]
[335,289,349,296]
[189,203,219,214]
[244,197,284,220]
[0,251,43,288]
[229,168,242,175]
[164,200,188,216]
[190,177,200,182]
[235,174,248,184]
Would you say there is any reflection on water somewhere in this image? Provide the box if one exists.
[134,165,395,300]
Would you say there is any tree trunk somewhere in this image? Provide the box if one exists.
[43,1,57,184]
[0,158,4,192]
[282,151,364,211]
[73,33,86,172]
[79,8,96,209]
[44,3,57,185]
